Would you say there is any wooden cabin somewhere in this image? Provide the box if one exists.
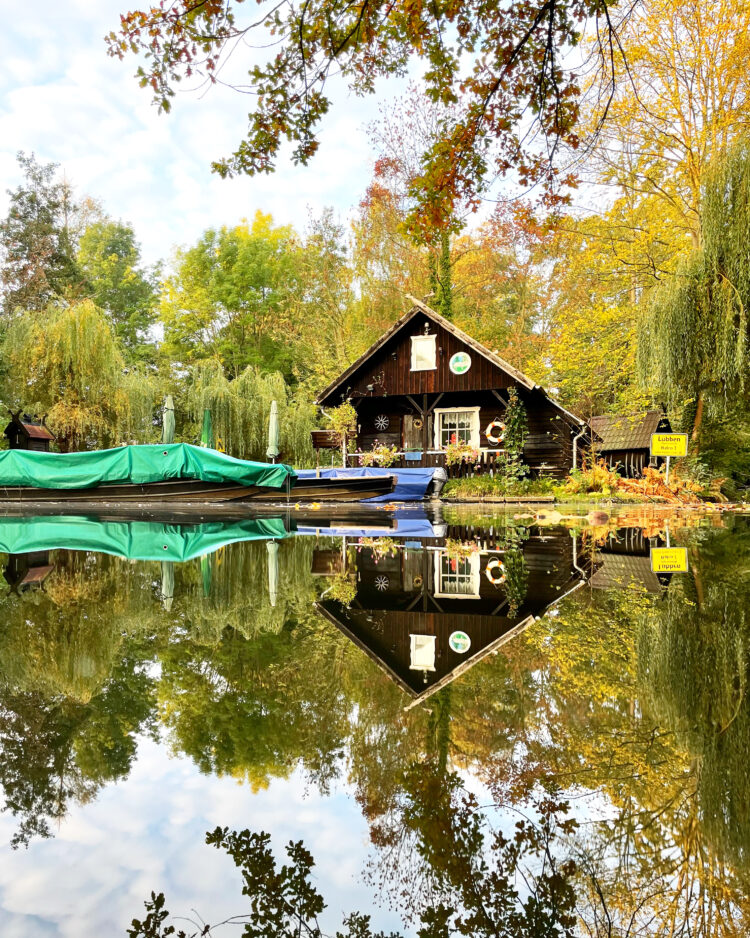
[3,552,55,593]
[315,298,585,479]
[4,413,55,451]
[316,527,589,704]
[589,411,671,478]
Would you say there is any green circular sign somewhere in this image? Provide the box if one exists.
[449,351,471,375]
[449,630,471,654]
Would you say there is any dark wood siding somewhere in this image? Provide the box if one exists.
[350,389,576,475]
[323,311,517,403]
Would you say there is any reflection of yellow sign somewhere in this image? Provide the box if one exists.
[651,547,689,572]
[651,433,688,457]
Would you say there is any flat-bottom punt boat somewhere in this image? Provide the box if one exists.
[0,442,395,506]
[0,474,394,504]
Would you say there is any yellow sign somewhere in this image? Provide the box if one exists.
[651,433,688,457]
[651,547,689,573]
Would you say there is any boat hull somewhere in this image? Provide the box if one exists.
[0,474,395,505]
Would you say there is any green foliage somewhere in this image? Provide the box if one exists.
[503,548,528,617]
[442,475,555,499]
[160,213,299,377]
[186,360,315,464]
[0,152,83,316]
[1,299,158,450]
[327,402,357,451]
[78,219,157,359]
[639,139,750,438]
[562,459,621,495]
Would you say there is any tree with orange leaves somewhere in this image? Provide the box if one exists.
[107,0,627,239]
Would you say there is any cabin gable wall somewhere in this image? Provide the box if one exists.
[321,311,517,404]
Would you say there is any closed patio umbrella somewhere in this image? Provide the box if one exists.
[162,395,175,445]
[201,409,213,448]
[266,399,280,463]
[160,560,174,611]
[267,539,279,607]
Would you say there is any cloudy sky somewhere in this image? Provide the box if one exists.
[0,0,404,266]
[0,738,406,938]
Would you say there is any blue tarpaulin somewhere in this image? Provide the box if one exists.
[296,507,446,540]
[295,466,439,502]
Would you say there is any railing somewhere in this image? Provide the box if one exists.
[345,448,509,478]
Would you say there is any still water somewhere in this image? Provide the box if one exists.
[0,504,748,936]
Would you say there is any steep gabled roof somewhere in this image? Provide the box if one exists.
[590,411,668,452]
[316,297,585,425]
[316,599,536,705]
[4,415,55,441]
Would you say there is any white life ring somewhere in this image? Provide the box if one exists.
[485,420,506,445]
[485,558,506,585]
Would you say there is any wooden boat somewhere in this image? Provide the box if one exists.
[0,474,395,505]
[0,442,395,506]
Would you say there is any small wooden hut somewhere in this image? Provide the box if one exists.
[4,413,55,452]
[3,552,55,593]
[315,298,586,479]
[589,411,671,477]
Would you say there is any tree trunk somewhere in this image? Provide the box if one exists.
[437,230,452,319]
[691,392,704,450]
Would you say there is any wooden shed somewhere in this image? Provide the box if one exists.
[589,411,671,477]
[315,298,585,479]
[4,413,55,451]
[3,552,55,593]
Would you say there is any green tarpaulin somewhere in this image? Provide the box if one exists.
[0,443,296,491]
[0,515,290,562]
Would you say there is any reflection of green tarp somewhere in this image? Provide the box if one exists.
[0,443,295,491]
[0,516,290,562]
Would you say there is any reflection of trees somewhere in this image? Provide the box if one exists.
[634,520,750,920]
[158,616,352,791]
[0,552,161,846]
[348,520,750,935]
[518,521,750,935]
[3,518,750,935]
[169,536,316,641]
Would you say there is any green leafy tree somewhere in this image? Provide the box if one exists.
[638,139,750,448]
[1,298,158,450]
[185,360,315,463]
[0,152,84,316]
[78,219,157,359]
[160,212,299,378]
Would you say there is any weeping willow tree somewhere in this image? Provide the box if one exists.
[170,536,318,642]
[637,523,750,874]
[1,299,158,451]
[638,139,750,445]
[186,360,315,464]
[0,552,163,702]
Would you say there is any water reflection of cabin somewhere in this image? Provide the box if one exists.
[315,298,586,479]
[316,529,589,704]
[590,526,672,593]
[3,552,55,592]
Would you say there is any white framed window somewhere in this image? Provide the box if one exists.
[433,406,480,449]
[434,551,481,599]
[410,334,437,371]
[409,634,436,671]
